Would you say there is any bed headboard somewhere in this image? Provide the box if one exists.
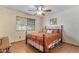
[46,25,62,30]
[46,25,63,33]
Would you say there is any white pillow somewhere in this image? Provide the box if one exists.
[47,30,52,34]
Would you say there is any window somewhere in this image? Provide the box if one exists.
[16,16,27,30]
[16,16,35,31]
[27,18,35,31]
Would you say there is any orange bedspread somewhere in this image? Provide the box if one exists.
[27,32,61,52]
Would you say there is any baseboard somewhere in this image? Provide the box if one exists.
[11,39,79,48]
[63,42,79,47]
[11,40,25,44]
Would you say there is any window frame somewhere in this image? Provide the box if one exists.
[16,16,35,31]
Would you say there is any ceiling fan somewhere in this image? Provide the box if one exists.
[28,5,52,16]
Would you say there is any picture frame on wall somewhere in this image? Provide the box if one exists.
[50,18,57,25]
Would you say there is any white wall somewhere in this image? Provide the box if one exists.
[0,6,43,43]
[43,6,79,46]
[1,6,79,46]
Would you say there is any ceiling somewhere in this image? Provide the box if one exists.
[5,5,76,16]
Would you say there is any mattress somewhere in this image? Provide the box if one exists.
[27,38,61,52]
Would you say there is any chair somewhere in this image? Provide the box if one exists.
[0,37,11,53]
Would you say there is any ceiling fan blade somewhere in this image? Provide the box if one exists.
[28,10,35,11]
[43,9,51,12]
[42,13,45,16]
[28,9,37,11]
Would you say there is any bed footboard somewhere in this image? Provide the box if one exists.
[43,34,46,53]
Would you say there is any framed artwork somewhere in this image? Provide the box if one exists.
[50,18,57,25]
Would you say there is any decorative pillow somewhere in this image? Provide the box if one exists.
[47,30,52,34]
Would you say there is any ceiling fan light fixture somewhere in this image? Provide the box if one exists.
[38,6,42,11]
[28,5,51,16]
[36,11,43,15]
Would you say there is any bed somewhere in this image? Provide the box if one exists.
[25,25,63,53]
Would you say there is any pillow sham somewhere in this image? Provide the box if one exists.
[47,30,52,34]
